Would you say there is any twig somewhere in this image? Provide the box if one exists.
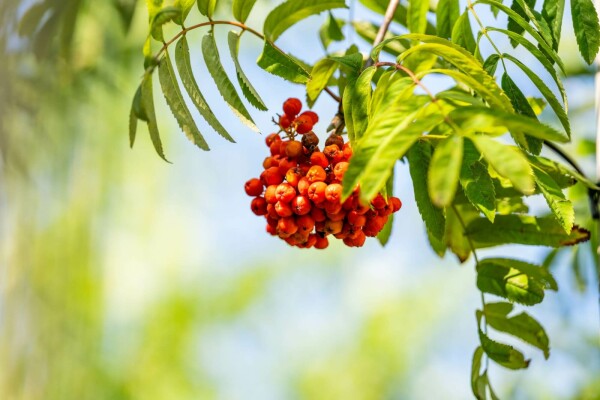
[365,0,400,67]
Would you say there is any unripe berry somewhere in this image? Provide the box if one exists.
[283,98,302,117]
[279,114,292,129]
[333,162,349,181]
[291,195,312,215]
[275,201,293,217]
[308,181,327,204]
[325,133,344,148]
[300,110,319,124]
[325,183,343,203]
[306,165,327,183]
[245,178,263,196]
[261,167,284,186]
[278,216,298,235]
[310,152,329,168]
[297,177,311,196]
[276,183,296,203]
[295,114,314,134]
[265,133,281,147]
[286,140,303,158]
[251,197,268,216]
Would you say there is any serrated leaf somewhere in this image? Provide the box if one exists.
[501,73,542,154]
[257,39,311,84]
[477,258,557,305]
[408,141,447,242]
[542,0,565,51]
[140,73,169,162]
[507,0,536,42]
[175,36,234,143]
[174,0,196,24]
[496,196,529,214]
[159,53,210,151]
[228,31,267,111]
[478,327,530,369]
[482,54,500,76]
[533,167,574,233]
[408,0,431,34]
[428,135,463,207]
[452,11,479,57]
[503,53,570,138]
[151,6,181,41]
[202,33,258,131]
[437,0,460,38]
[320,11,345,50]
[307,58,338,107]
[349,66,377,141]
[263,0,347,42]
[471,347,485,399]
[467,215,591,248]
[471,135,534,195]
[329,52,364,74]
[484,302,551,359]
[571,0,600,64]
[461,140,496,222]
[346,102,444,203]
[197,0,217,18]
[232,0,257,23]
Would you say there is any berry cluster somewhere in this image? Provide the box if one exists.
[245,98,402,249]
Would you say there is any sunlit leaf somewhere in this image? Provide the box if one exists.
[202,33,258,131]
[571,0,600,64]
[307,58,338,107]
[533,167,574,233]
[452,11,479,58]
[428,135,463,207]
[408,0,431,34]
[257,39,311,84]
[482,54,500,76]
[159,53,209,150]
[349,66,377,141]
[263,0,347,42]
[174,0,196,24]
[437,0,460,38]
[175,36,234,142]
[479,327,530,370]
[460,140,496,222]
[320,11,345,49]
[542,0,565,50]
[353,21,407,57]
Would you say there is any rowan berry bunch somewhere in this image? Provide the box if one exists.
[245,98,402,249]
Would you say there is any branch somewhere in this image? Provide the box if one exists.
[365,0,400,68]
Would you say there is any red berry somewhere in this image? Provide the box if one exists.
[294,115,314,134]
[245,178,263,196]
[291,195,312,215]
[280,114,292,129]
[283,98,302,117]
[261,167,284,186]
[308,182,327,204]
[285,140,303,158]
[276,183,296,203]
[251,197,268,216]
[325,183,343,203]
[265,133,281,147]
[300,111,319,124]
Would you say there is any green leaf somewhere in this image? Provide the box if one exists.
[437,0,460,38]
[471,135,534,195]
[174,0,196,24]
[349,66,377,141]
[571,0,600,64]
[408,141,447,242]
[479,327,530,370]
[202,33,258,131]
[329,52,364,75]
[476,258,557,305]
[452,11,479,57]
[503,53,570,138]
[445,202,478,262]
[482,54,500,76]
[257,39,311,84]
[346,102,444,203]
[460,140,496,222]
[542,0,565,51]
[467,215,591,248]
[129,85,146,148]
[496,197,529,215]
[408,0,431,34]
[484,302,551,359]
[263,0,348,42]
[377,171,395,246]
[159,53,210,151]
[140,73,169,162]
[507,0,536,42]
[359,0,437,34]
[232,0,257,23]
[146,0,165,20]
[227,31,267,111]
[307,58,338,107]
[320,11,345,49]
[436,88,485,107]
[428,135,463,207]
[533,166,574,233]
[471,347,485,399]
[129,107,138,149]
[175,37,234,143]
[197,0,217,19]
[151,6,181,41]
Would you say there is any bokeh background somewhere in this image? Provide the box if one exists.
[0,1,599,399]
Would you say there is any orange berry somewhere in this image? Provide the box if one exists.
[326,211,346,222]
[391,197,402,212]
[291,195,312,215]
[297,215,315,234]
[308,181,327,204]
[261,167,284,186]
[278,157,297,177]
[306,165,327,183]
[314,236,329,249]
[324,201,342,215]
[310,152,329,168]
[245,178,263,196]
[297,177,311,196]
[265,133,281,147]
[285,140,303,158]
[323,144,343,164]
[264,185,278,204]
[251,197,268,216]
[278,216,298,235]
[347,211,367,227]
[267,204,279,219]
[266,223,277,235]
[333,162,349,181]
[325,183,343,203]
[342,143,353,160]
[285,167,303,187]
[263,156,279,169]
[275,201,293,217]
[276,183,296,203]
[270,141,281,156]
[306,234,318,248]
[283,98,302,117]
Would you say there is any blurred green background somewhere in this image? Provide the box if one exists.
[0,1,599,399]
